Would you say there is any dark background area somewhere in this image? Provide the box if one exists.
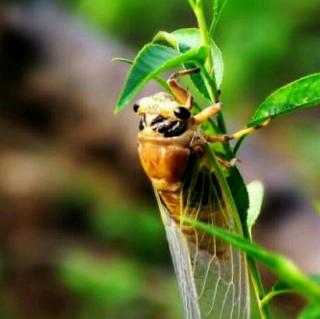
[0,0,319,318]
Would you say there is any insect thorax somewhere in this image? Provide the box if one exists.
[136,92,203,191]
[138,131,194,192]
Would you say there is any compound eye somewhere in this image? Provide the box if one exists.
[174,106,191,120]
[133,104,139,113]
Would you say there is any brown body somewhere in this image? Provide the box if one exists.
[138,131,194,191]
[136,93,226,255]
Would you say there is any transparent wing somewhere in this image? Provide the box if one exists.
[153,158,250,319]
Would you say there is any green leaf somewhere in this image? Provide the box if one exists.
[173,28,224,90]
[227,167,249,228]
[299,278,320,317]
[115,43,208,112]
[113,56,171,93]
[298,282,320,319]
[153,30,205,96]
[310,275,320,285]
[249,73,320,126]
[299,303,320,319]
[210,41,224,88]
[172,28,202,51]
[152,31,177,48]
[247,180,264,235]
[153,28,224,99]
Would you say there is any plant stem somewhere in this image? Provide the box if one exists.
[186,0,196,11]
[195,3,213,74]
[194,3,241,230]
[243,221,271,319]
[194,3,232,158]
[233,135,246,155]
[261,289,293,308]
[194,1,217,99]
[247,253,272,319]
[205,144,243,230]
[194,1,234,158]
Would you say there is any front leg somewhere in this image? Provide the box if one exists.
[193,102,223,125]
[206,119,271,143]
[167,68,200,108]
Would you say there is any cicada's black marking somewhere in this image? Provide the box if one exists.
[151,114,166,125]
[150,116,187,137]
[163,121,187,137]
[152,118,175,133]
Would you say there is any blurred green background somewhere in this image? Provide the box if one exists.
[0,0,319,318]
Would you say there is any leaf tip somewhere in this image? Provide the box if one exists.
[114,102,123,114]
[247,180,265,232]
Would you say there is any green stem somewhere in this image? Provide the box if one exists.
[261,290,293,308]
[114,57,172,93]
[205,144,243,231]
[198,65,219,102]
[194,2,217,100]
[186,0,196,10]
[247,252,272,319]
[194,3,233,157]
[195,30,231,158]
[243,223,271,319]
[194,2,213,74]
[233,135,246,156]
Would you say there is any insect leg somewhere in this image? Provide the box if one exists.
[193,102,222,125]
[167,68,200,107]
[206,119,271,143]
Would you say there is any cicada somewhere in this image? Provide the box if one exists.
[134,68,267,319]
